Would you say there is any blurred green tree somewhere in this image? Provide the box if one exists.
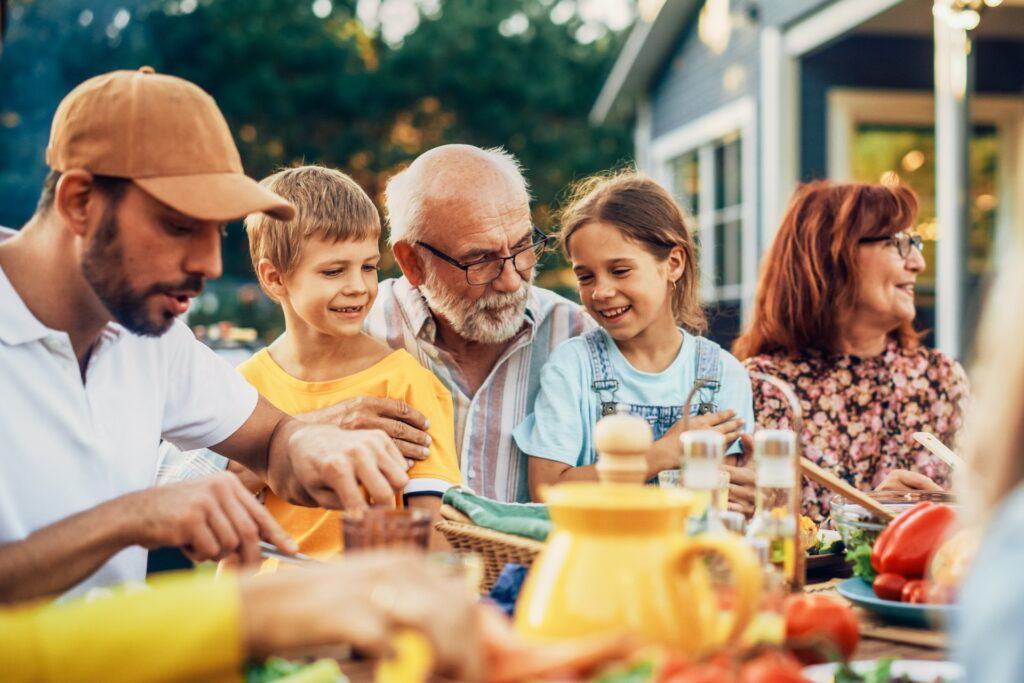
[1,0,633,334]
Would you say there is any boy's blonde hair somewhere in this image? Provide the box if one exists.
[245,165,380,297]
[557,170,706,335]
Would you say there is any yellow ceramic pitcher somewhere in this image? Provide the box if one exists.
[514,483,762,655]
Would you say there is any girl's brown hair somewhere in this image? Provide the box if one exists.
[732,180,921,359]
[557,171,706,334]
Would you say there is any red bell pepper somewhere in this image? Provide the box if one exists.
[870,501,957,578]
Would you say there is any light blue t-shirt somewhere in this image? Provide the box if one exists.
[955,483,1024,682]
[513,328,754,467]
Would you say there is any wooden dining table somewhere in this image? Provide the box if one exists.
[805,578,947,663]
[336,581,948,682]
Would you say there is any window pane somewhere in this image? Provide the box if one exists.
[714,219,743,289]
[714,135,742,210]
[671,151,700,217]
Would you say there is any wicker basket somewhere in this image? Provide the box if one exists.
[436,505,545,594]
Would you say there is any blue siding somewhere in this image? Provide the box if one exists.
[800,35,1024,180]
[761,0,834,28]
[649,13,760,138]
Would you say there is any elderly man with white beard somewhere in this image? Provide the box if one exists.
[364,145,592,503]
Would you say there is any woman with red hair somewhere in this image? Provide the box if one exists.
[733,181,968,522]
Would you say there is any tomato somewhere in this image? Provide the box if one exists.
[664,659,734,683]
[738,651,808,683]
[658,652,695,681]
[872,572,908,601]
[901,579,928,604]
[784,594,860,664]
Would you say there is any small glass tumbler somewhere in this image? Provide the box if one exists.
[340,508,431,552]
[429,551,485,596]
[658,468,682,488]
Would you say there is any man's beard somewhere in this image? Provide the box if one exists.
[419,265,531,344]
[81,209,204,337]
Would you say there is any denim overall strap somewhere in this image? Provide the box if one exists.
[629,404,683,441]
[691,336,723,415]
[583,328,620,417]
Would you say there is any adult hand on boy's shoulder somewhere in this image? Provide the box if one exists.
[299,396,432,462]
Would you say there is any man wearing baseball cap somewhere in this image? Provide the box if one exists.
[0,68,416,601]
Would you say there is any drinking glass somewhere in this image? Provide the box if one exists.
[429,551,485,596]
[340,508,431,552]
[658,468,681,488]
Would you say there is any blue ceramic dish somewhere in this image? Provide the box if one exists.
[836,577,958,628]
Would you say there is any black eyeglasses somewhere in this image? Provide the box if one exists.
[415,226,549,286]
[858,232,924,260]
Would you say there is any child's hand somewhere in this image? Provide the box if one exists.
[646,410,744,476]
[684,409,745,447]
[724,444,756,517]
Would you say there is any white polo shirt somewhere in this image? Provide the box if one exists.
[0,260,258,598]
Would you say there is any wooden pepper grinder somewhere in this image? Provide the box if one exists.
[594,405,653,485]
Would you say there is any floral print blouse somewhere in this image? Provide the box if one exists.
[743,341,969,522]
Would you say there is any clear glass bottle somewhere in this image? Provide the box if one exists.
[680,430,725,533]
[745,429,800,590]
[741,538,787,646]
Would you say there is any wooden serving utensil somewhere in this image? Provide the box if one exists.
[799,457,894,521]
[913,431,967,471]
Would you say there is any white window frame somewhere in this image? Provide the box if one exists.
[649,97,758,318]
[828,88,1024,260]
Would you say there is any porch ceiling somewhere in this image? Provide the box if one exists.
[858,0,1024,38]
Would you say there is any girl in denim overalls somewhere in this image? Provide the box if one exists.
[513,172,754,502]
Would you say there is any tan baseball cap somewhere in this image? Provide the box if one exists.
[46,67,294,222]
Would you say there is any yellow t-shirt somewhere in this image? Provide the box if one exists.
[238,348,461,558]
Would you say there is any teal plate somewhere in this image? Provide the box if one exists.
[836,577,958,628]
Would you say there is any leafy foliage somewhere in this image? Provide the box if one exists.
[1,1,631,278]
[1,1,633,336]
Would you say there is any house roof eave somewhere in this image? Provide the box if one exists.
[590,0,701,125]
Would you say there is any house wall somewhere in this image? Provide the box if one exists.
[648,12,761,138]
[761,0,835,27]
[800,35,1024,180]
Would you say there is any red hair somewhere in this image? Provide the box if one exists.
[733,180,921,359]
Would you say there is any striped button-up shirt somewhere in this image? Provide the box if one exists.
[366,277,592,503]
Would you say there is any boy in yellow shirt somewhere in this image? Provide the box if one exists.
[240,165,460,556]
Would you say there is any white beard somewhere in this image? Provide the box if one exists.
[419,266,531,344]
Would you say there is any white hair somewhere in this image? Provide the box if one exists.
[419,262,532,343]
[384,145,530,246]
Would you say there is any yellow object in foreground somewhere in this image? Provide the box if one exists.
[0,571,243,683]
[515,483,763,655]
[375,630,434,683]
